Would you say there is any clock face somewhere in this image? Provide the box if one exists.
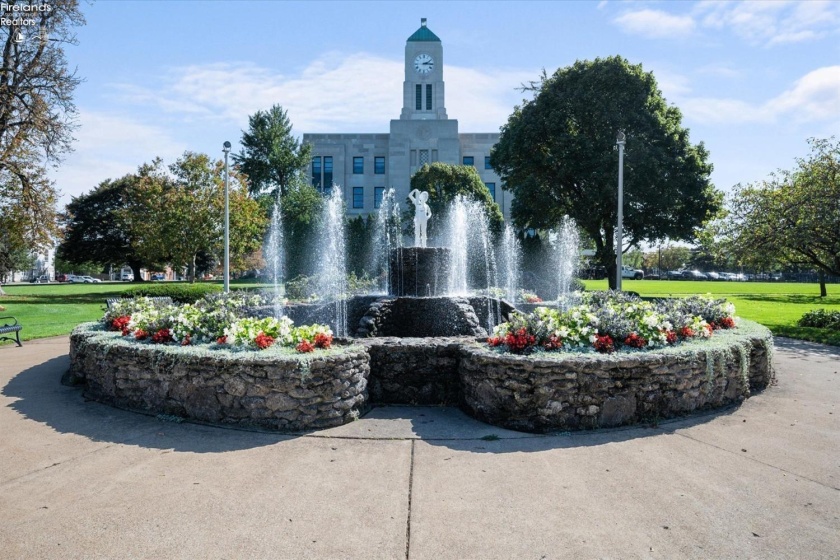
[414,53,434,74]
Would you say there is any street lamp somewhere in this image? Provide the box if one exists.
[615,131,626,291]
[223,141,231,293]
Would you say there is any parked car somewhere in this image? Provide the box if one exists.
[121,271,134,281]
[151,273,165,281]
[580,265,607,280]
[620,265,644,280]
[30,275,50,283]
[81,275,102,283]
[666,270,685,279]
[55,274,67,282]
[706,271,720,280]
[683,270,708,280]
[68,275,86,283]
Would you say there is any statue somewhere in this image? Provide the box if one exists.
[408,189,432,248]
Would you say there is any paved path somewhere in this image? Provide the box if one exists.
[1,336,838,559]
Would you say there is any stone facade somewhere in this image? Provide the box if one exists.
[303,19,508,218]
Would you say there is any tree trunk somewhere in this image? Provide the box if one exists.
[130,263,145,282]
[190,255,196,283]
[819,270,827,297]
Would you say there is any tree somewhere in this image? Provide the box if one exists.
[409,162,504,239]
[0,1,84,257]
[491,56,721,289]
[57,173,162,282]
[161,152,267,282]
[278,182,323,278]
[233,104,312,198]
[724,138,840,297]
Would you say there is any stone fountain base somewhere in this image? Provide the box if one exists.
[389,246,451,297]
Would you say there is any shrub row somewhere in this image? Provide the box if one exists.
[123,283,222,304]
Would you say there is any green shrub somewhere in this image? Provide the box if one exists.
[798,309,840,330]
[284,275,317,302]
[123,283,222,304]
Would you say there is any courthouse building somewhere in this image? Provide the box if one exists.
[303,19,510,218]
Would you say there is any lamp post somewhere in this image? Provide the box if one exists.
[223,141,231,293]
[615,131,626,291]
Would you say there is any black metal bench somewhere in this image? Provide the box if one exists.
[106,296,174,310]
[0,316,22,347]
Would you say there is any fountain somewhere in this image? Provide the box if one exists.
[498,222,521,304]
[317,190,348,337]
[552,215,580,310]
[264,198,285,319]
[371,188,402,294]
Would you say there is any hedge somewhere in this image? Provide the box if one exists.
[122,283,222,304]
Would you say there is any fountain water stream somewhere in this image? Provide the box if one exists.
[318,190,348,337]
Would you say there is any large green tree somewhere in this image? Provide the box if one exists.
[409,162,504,240]
[491,56,721,289]
[233,104,312,198]
[58,172,162,282]
[723,137,840,296]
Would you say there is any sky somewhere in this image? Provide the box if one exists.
[52,0,840,205]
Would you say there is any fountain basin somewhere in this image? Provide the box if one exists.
[389,246,451,297]
[68,321,773,434]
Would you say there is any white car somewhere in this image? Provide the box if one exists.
[620,265,644,280]
[81,276,102,283]
[68,275,85,283]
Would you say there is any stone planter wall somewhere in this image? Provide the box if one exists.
[69,321,774,434]
[69,328,370,431]
[459,330,774,433]
[359,337,467,405]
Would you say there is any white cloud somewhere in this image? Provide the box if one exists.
[680,65,840,125]
[110,53,534,133]
[612,9,696,39]
[51,111,186,203]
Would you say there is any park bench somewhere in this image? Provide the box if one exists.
[106,296,174,310]
[0,316,22,347]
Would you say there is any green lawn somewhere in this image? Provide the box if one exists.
[584,279,840,345]
[2,279,839,346]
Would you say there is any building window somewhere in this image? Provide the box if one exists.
[485,182,496,199]
[311,157,321,189]
[419,150,429,165]
[353,157,364,174]
[416,84,422,110]
[426,84,432,110]
[432,149,438,162]
[374,187,385,209]
[374,156,385,174]
[323,156,333,195]
[353,187,364,209]
[485,156,492,169]
[463,156,474,166]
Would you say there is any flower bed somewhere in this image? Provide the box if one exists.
[69,322,369,431]
[488,292,737,354]
[461,319,774,433]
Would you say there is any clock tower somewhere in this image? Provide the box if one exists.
[400,18,448,120]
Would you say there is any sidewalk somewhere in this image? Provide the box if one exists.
[1,336,838,559]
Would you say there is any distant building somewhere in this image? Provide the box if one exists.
[303,19,510,218]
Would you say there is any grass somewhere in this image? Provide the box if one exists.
[584,279,840,346]
[2,279,839,346]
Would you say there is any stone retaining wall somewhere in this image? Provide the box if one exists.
[68,322,774,434]
[69,328,370,431]
[459,330,773,433]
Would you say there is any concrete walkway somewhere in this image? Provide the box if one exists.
[1,336,838,559]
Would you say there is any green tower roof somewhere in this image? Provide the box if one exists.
[408,18,441,42]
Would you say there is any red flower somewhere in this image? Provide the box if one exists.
[296,340,315,353]
[487,336,504,347]
[525,295,543,303]
[664,330,677,345]
[543,334,563,351]
[151,328,173,344]
[314,332,332,349]
[716,316,736,329]
[503,327,537,353]
[678,326,695,339]
[216,336,228,345]
[623,333,647,349]
[110,315,131,332]
[254,332,275,350]
[181,334,191,346]
[593,334,615,353]
[121,328,130,337]
[134,329,149,340]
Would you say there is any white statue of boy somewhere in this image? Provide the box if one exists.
[408,189,432,248]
